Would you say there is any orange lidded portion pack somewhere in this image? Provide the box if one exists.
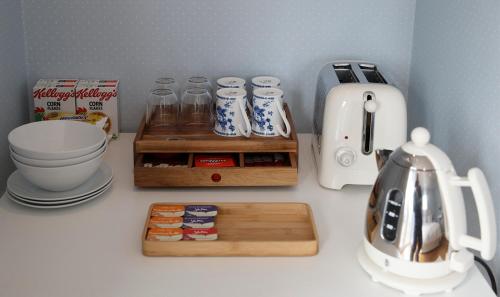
[151,205,185,217]
[148,216,183,228]
[147,228,183,241]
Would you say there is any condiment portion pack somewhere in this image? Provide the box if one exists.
[146,205,218,241]
[32,79,119,138]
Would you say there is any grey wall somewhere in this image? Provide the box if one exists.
[0,0,28,193]
[409,0,500,278]
[21,0,416,132]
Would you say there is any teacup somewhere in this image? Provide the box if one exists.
[252,88,290,138]
[214,88,251,137]
[217,77,249,110]
[251,76,281,90]
[217,77,246,90]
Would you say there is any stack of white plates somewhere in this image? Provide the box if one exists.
[8,120,108,192]
[6,120,113,209]
[7,163,113,209]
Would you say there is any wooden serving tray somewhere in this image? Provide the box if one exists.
[142,203,319,257]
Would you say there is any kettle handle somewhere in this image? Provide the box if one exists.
[450,168,497,260]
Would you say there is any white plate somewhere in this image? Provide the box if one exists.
[8,181,112,206]
[7,184,111,209]
[7,163,112,201]
[8,179,113,204]
[8,178,113,203]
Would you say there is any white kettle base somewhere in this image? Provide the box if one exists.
[357,246,467,295]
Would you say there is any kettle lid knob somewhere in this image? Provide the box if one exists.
[411,127,431,147]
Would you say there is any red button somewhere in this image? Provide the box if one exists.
[211,173,222,182]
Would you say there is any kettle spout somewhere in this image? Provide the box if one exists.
[375,149,393,170]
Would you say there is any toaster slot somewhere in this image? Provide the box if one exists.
[359,63,386,84]
[333,64,359,83]
[362,92,375,155]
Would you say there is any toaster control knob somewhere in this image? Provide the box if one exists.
[336,148,356,167]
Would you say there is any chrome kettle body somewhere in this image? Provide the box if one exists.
[365,148,448,263]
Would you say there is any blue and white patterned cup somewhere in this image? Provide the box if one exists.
[250,76,281,111]
[214,88,251,137]
[252,88,290,138]
[216,77,249,110]
[216,77,246,90]
[251,76,281,90]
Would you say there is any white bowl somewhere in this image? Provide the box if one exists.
[8,120,106,160]
[11,153,104,191]
[10,141,107,167]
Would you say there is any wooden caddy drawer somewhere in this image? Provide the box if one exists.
[134,152,298,187]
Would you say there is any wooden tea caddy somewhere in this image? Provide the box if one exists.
[134,104,298,187]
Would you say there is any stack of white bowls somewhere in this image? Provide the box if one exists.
[8,120,107,192]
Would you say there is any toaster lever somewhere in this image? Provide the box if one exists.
[362,92,376,155]
[364,100,377,113]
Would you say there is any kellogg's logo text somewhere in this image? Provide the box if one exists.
[76,88,117,101]
[33,88,73,101]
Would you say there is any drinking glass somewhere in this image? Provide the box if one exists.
[154,77,179,96]
[146,88,179,127]
[185,76,213,93]
[180,87,212,125]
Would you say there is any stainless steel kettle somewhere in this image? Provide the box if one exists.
[359,127,496,294]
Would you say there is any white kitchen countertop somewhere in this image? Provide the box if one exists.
[0,133,495,297]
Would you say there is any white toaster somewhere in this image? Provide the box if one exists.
[312,61,407,189]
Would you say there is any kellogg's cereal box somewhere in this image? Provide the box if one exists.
[76,80,119,138]
[32,79,78,121]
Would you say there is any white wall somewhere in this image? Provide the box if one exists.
[409,0,500,280]
[0,0,28,193]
